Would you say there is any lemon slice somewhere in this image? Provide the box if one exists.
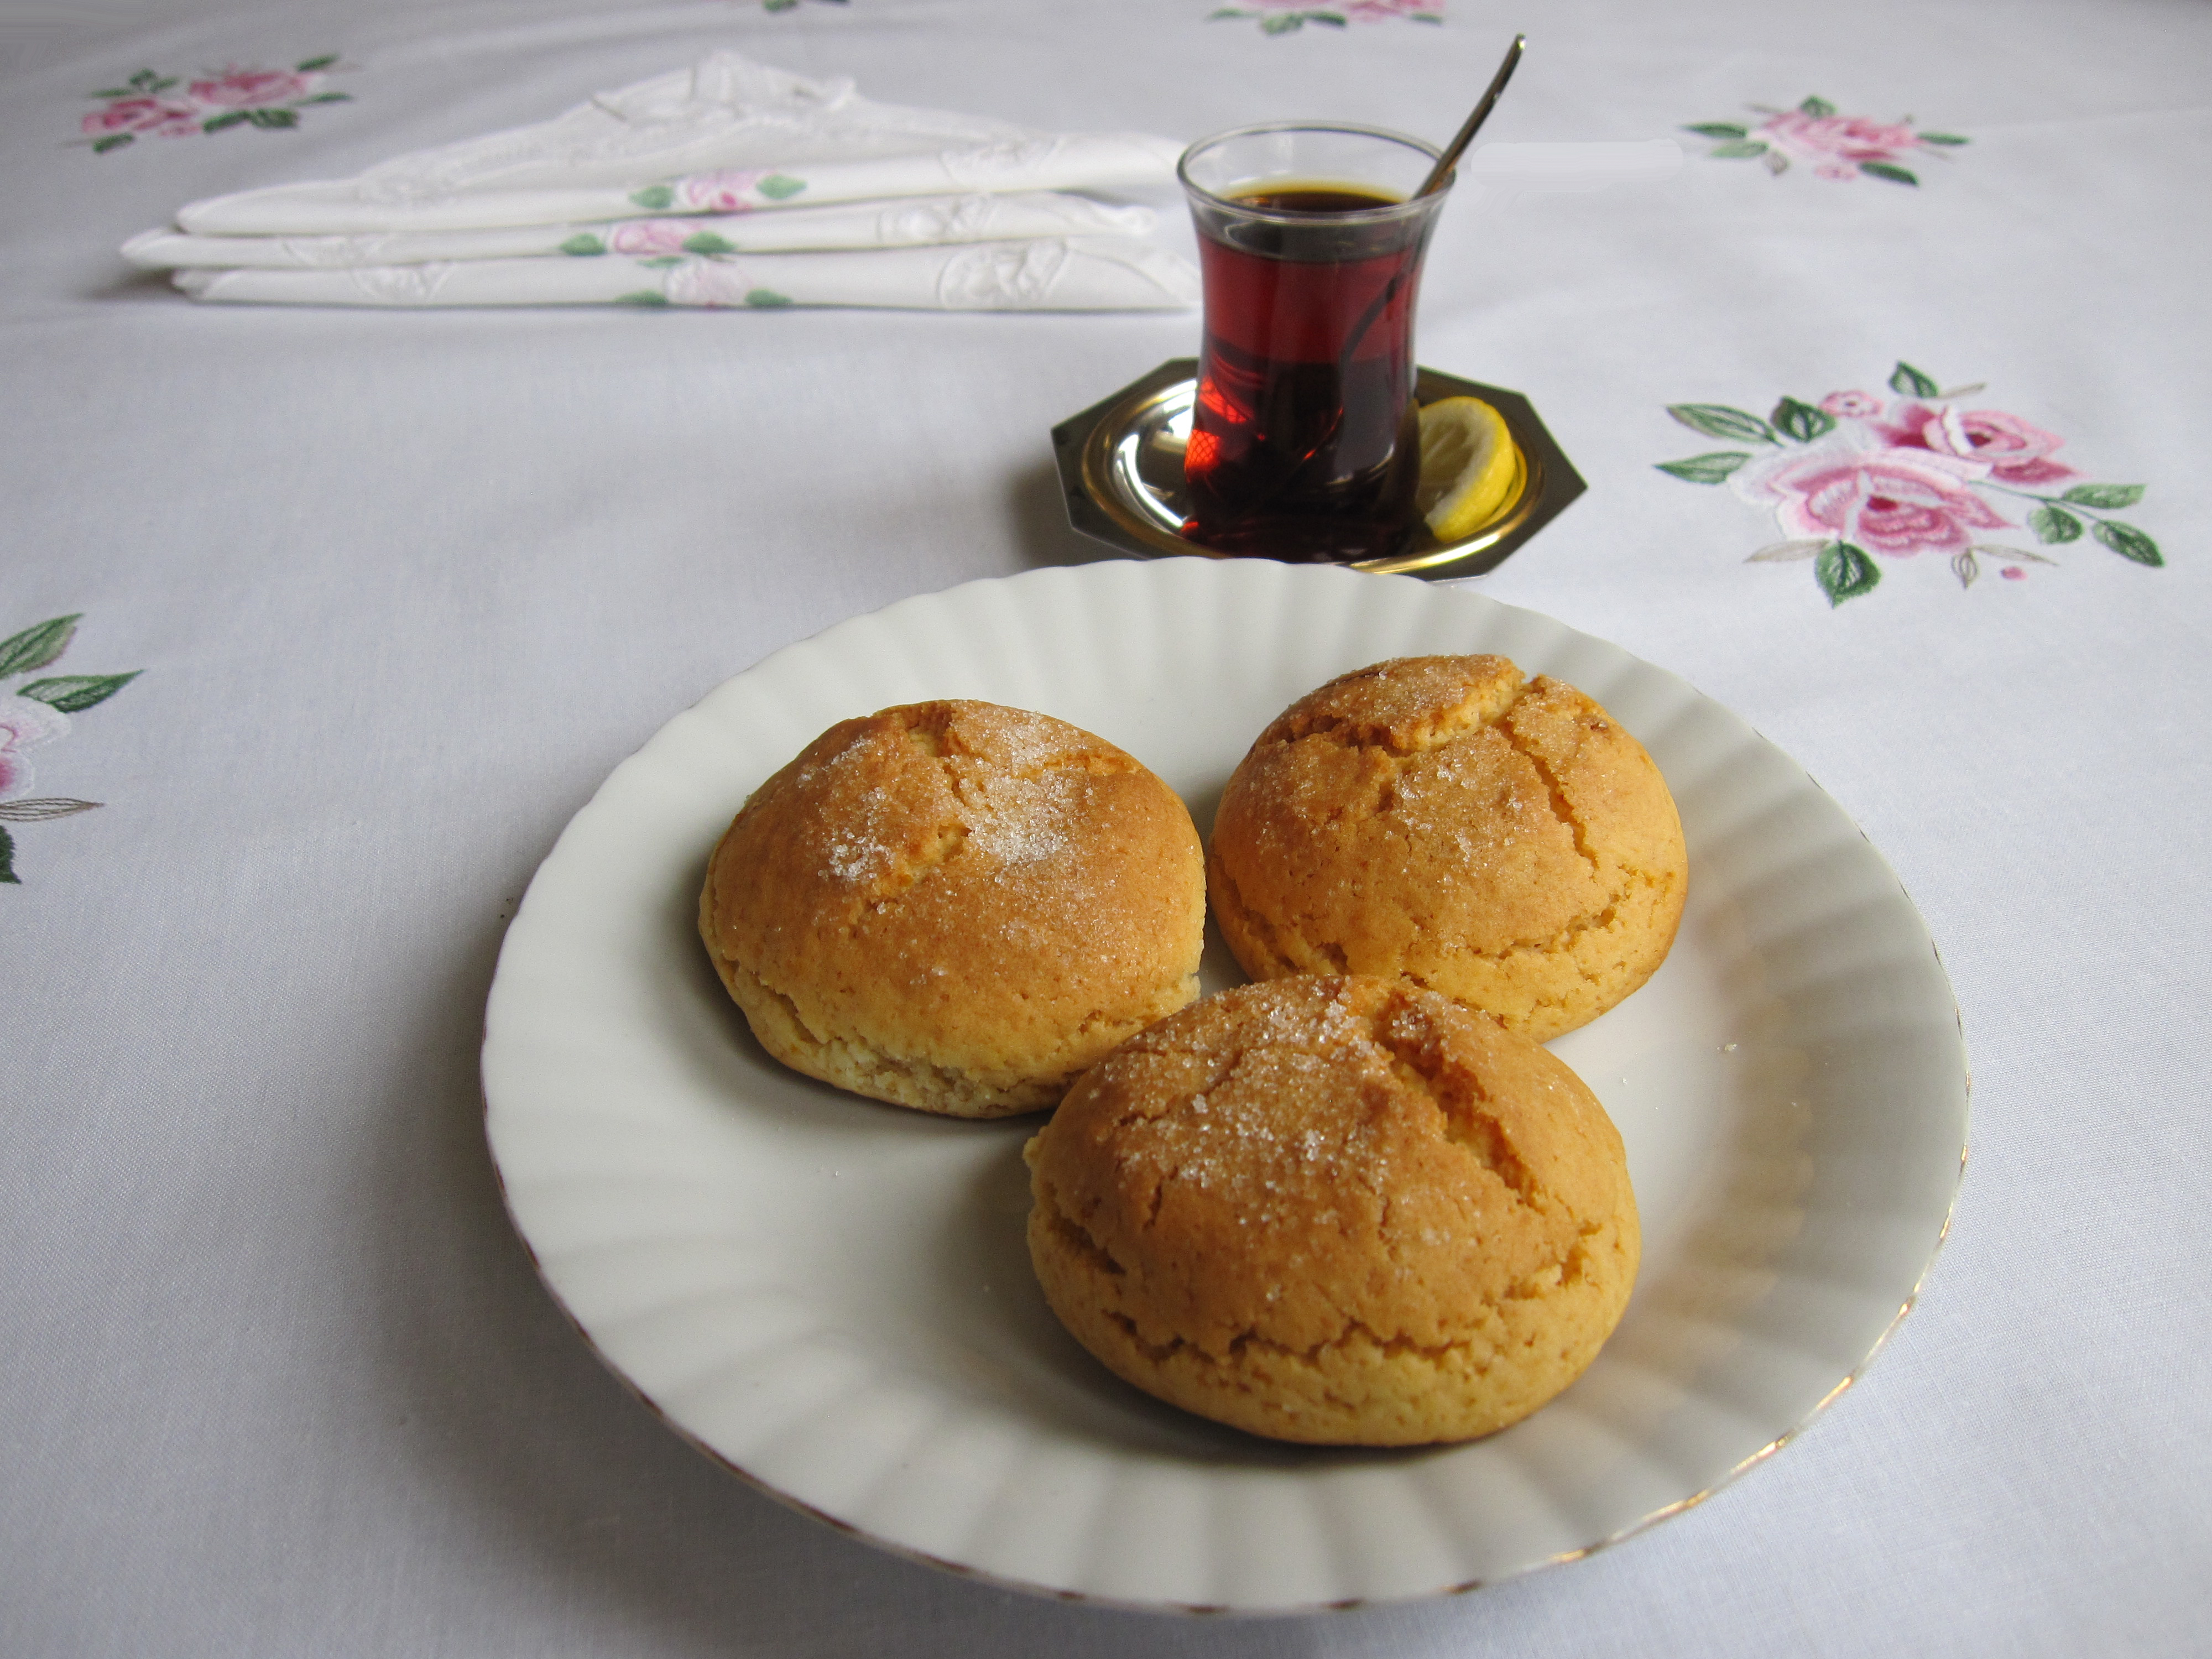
[1416,397,1521,541]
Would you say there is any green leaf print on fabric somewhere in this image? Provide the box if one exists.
[1815,541,1880,605]
[1667,404,1777,445]
[2093,521,2162,566]
[1769,397,1835,444]
[1888,362,1939,397]
[0,799,100,821]
[19,672,140,713]
[2061,483,2146,510]
[2028,504,2083,544]
[0,615,80,678]
[1654,452,1752,484]
[1211,2,1441,34]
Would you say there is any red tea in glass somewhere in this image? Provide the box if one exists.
[1178,125,1451,562]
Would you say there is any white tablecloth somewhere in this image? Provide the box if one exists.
[6,0,2208,1652]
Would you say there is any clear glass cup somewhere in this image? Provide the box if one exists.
[1177,122,1451,563]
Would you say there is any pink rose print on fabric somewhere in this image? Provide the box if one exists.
[0,697,69,801]
[626,171,805,215]
[189,67,323,107]
[1876,404,2078,486]
[1684,96,1966,185]
[1820,391,1884,419]
[1737,446,2007,557]
[1655,362,2163,606]
[1757,110,1920,179]
[0,614,141,886]
[1210,0,1443,35]
[674,171,766,212]
[81,97,203,140]
[79,57,348,154]
[609,220,695,256]
[612,245,794,310]
[664,261,757,309]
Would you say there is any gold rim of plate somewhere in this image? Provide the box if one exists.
[1050,358,1587,578]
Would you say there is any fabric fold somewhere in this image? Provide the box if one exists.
[169,236,1202,311]
[126,191,1155,269]
[176,136,1183,235]
[170,53,1182,236]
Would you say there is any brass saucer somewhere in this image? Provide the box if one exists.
[1049,358,1585,578]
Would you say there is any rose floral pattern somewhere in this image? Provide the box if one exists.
[1211,0,1443,35]
[606,221,696,257]
[555,174,813,260]
[1656,363,2163,606]
[561,221,767,259]
[673,171,771,212]
[80,57,349,154]
[619,172,807,217]
[0,616,139,884]
[610,251,793,310]
[1686,96,1965,185]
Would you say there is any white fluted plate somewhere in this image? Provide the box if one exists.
[481,557,1966,1613]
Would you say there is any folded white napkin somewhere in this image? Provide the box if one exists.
[168,54,1182,235]
[132,53,1195,311]
[124,191,1154,269]
[171,236,1200,310]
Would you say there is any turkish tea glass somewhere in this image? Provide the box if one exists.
[1177,123,1451,563]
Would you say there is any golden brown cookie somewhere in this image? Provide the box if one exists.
[1026,974,1639,1445]
[1207,655,1687,1041]
[698,700,1205,1118]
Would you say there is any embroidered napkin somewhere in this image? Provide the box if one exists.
[166,53,1182,234]
[123,191,1155,269]
[170,236,1199,310]
[131,53,1193,311]
[174,137,1185,237]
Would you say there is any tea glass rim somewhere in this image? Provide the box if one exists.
[1176,119,1451,226]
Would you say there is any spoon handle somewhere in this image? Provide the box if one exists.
[1416,33,1527,199]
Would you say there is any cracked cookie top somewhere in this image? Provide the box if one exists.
[1025,974,1639,1445]
[699,700,1205,1118]
[1207,656,1687,1041]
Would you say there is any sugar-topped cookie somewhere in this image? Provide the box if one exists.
[1025,974,1640,1444]
[1207,655,1687,1040]
[699,700,1205,1118]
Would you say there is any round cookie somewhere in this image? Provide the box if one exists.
[698,700,1205,1118]
[1025,974,1639,1446]
[1207,655,1687,1041]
